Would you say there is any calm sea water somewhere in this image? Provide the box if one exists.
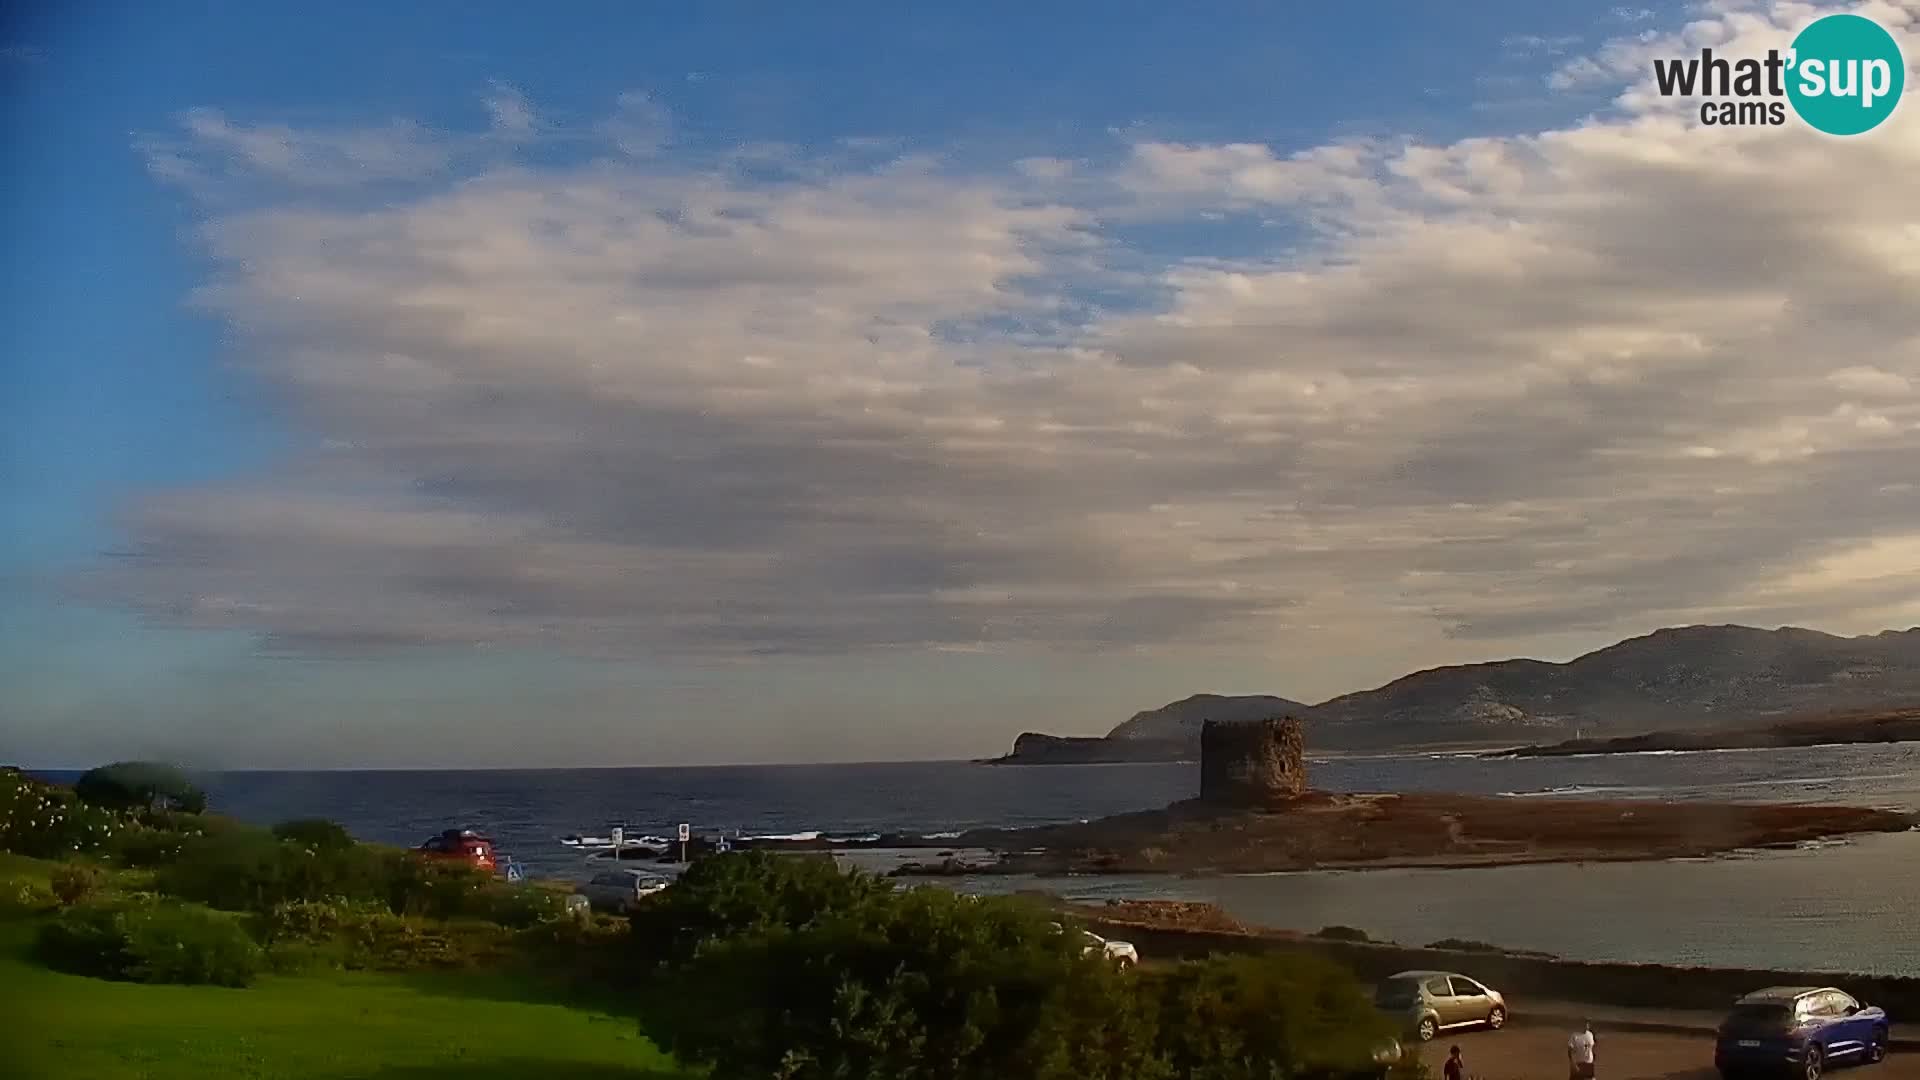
[41,742,1920,974]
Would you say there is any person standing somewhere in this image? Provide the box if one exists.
[1442,1044,1465,1080]
[1568,1020,1597,1080]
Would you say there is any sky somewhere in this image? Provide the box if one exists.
[4,1,1920,768]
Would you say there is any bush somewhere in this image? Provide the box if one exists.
[74,761,206,815]
[36,899,262,987]
[3,881,56,918]
[50,863,104,906]
[628,850,896,966]
[343,912,514,971]
[122,903,263,986]
[0,771,124,858]
[649,885,1154,1080]
[37,902,133,978]
[272,818,355,851]
[1144,952,1397,1079]
[109,826,194,868]
[1314,924,1373,943]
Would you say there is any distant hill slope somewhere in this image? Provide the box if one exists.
[987,624,1920,762]
[1106,694,1312,743]
[1310,624,1920,747]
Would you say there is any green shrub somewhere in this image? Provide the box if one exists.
[120,903,263,986]
[260,897,382,942]
[109,825,193,868]
[272,818,355,851]
[628,850,896,966]
[36,902,133,978]
[1144,952,1396,1079]
[3,881,56,918]
[1313,925,1373,943]
[0,771,125,858]
[73,761,206,815]
[649,885,1155,1080]
[38,899,260,986]
[50,863,104,906]
[343,912,514,971]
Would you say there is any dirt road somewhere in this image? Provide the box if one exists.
[1419,1025,1915,1080]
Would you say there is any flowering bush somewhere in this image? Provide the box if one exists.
[0,769,123,859]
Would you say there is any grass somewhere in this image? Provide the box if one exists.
[0,854,687,1080]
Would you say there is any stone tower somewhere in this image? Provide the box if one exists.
[1199,716,1307,805]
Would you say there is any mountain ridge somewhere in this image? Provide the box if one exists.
[986,623,1920,763]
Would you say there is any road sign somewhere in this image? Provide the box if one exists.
[611,827,624,848]
[677,823,691,843]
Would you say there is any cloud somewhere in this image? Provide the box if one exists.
[1502,33,1584,58]
[599,90,671,157]
[483,80,539,139]
[149,108,455,188]
[104,2,1920,669]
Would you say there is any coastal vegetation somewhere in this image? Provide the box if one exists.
[2,767,1422,1079]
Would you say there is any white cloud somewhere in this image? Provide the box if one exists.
[484,80,539,139]
[105,2,1920,669]
[600,90,671,157]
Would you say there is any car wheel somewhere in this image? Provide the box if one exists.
[1803,1044,1823,1080]
[1869,1028,1888,1064]
[1486,1006,1506,1031]
[1417,1017,1438,1042]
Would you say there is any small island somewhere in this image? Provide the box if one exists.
[736,716,1919,877]
[1495,704,1920,758]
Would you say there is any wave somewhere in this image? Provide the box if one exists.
[1499,784,1642,798]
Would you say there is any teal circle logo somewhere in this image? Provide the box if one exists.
[1786,13,1905,136]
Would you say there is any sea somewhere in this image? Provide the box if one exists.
[40,742,1920,976]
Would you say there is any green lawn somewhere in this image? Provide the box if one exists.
[0,856,686,1080]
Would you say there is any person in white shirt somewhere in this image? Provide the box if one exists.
[1567,1020,1597,1079]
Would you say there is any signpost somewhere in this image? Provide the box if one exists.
[611,826,625,860]
[678,822,691,864]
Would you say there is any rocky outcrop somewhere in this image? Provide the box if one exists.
[1198,717,1306,805]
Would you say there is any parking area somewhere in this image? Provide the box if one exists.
[1417,1025,1916,1080]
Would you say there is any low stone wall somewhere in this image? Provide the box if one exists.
[1077,916,1920,1017]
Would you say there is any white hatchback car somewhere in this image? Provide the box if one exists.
[574,867,671,913]
[1049,922,1139,969]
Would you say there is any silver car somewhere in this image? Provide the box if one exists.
[574,867,670,913]
[1375,970,1509,1042]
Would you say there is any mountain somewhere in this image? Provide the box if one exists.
[1107,694,1312,743]
[987,624,1920,762]
[1309,624,1920,747]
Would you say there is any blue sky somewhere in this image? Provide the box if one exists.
[6,1,1920,768]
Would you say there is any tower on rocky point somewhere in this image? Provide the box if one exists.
[1199,717,1306,805]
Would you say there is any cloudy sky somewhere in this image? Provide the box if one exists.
[5,1,1919,767]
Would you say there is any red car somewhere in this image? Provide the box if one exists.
[419,829,497,872]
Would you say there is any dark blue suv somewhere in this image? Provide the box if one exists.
[1715,986,1889,1080]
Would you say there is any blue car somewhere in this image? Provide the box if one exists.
[1715,986,1890,1080]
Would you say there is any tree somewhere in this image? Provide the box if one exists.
[73,761,206,815]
